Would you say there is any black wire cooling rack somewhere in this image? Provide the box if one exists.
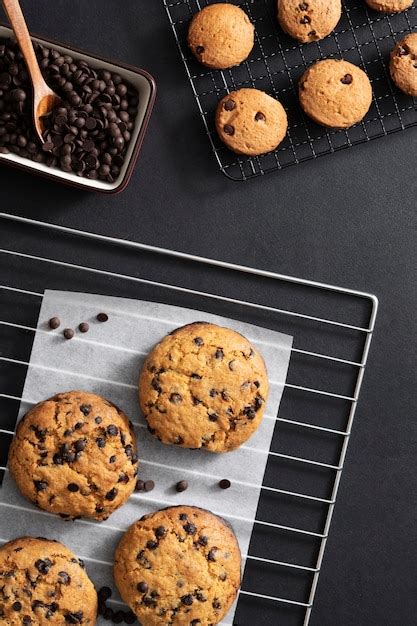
[163,0,417,180]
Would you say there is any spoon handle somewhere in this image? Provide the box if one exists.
[2,0,44,87]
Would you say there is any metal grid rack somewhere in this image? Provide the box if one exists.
[163,0,417,180]
[0,213,378,625]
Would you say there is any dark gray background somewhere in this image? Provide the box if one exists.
[0,1,416,625]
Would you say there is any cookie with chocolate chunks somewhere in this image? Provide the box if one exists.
[0,536,97,624]
[8,391,138,521]
[365,0,413,12]
[114,506,241,626]
[139,321,269,453]
[277,0,342,43]
[390,33,417,96]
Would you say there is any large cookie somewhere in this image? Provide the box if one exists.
[277,0,342,43]
[114,506,241,626]
[215,88,288,156]
[8,391,138,521]
[299,59,373,128]
[390,33,417,96]
[365,0,413,12]
[188,3,254,69]
[139,322,269,453]
[0,536,97,625]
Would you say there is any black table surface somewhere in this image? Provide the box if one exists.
[0,1,416,625]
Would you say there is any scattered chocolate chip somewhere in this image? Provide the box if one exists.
[135,479,145,491]
[78,322,89,333]
[49,317,60,329]
[183,522,196,535]
[74,421,84,429]
[196,592,207,602]
[341,73,353,85]
[58,571,71,584]
[255,111,266,121]
[146,540,158,550]
[176,480,188,492]
[179,513,187,520]
[63,328,74,340]
[64,611,83,624]
[219,479,231,490]
[79,404,91,416]
[97,312,108,322]
[144,480,155,492]
[300,15,311,24]
[96,437,106,448]
[191,373,202,379]
[34,480,48,492]
[94,416,102,424]
[137,581,148,593]
[74,439,86,452]
[223,124,235,136]
[198,535,208,547]
[208,547,218,562]
[224,99,236,111]
[169,392,183,404]
[106,424,119,436]
[208,413,218,422]
[215,348,224,360]
[67,483,79,492]
[299,1,309,8]
[12,601,22,611]
[213,599,221,610]
[181,594,193,606]
[105,488,118,501]
[196,45,204,54]
[155,526,166,538]
[35,558,52,574]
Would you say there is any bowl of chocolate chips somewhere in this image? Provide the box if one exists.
[0,25,156,192]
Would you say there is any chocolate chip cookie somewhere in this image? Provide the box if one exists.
[8,391,138,521]
[188,3,254,69]
[215,88,288,156]
[365,0,413,12]
[0,536,97,624]
[299,59,373,128]
[114,506,241,626]
[277,0,342,43]
[390,33,417,96]
[139,322,269,453]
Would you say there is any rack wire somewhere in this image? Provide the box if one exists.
[163,0,417,180]
[0,213,378,625]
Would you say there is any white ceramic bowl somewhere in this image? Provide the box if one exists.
[0,25,156,193]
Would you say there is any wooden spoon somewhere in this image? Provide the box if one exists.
[2,0,62,143]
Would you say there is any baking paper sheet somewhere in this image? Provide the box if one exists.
[0,290,293,624]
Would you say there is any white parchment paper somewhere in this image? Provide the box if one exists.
[0,290,293,624]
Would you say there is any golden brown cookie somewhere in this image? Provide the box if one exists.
[277,0,342,43]
[215,88,288,156]
[8,391,138,521]
[390,33,417,96]
[139,322,269,453]
[0,536,97,625]
[299,59,373,128]
[114,506,241,626]
[365,0,413,12]
[188,3,254,69]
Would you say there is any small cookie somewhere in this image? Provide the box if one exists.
[277,0,342,44]
[299,59,373,128]
[0,536,97,624]
[114,506,241,626]
[365,0,413,12]
[188,3,254,69]
[215,88,288,156]
[390,33,417,96]
[139,321,269,453]
[8,391,138,521]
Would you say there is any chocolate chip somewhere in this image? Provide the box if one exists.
[144,480,155,492]
[137,581,148,593]
[191,373,202,379]
[341,73,353,85]
[63,328,74,340]
[215,348,224,359]
[79,404,91,416]
[155,526,166,538]
[196,45,204,54]
[48,317,60,329]
[208,547,218,562]
[58,571,71,584]
[96,437,106,448]
[219,479,231,489]
[97,312,108,322]
[135,479,145,491]
[64,612,83,624]
[53,453,63,465]
[146,540,158,550]
[170,392,182,404]
[94,416,102,424]
[196,592,207,602]
[183,522,196,535]
[78,322,89,333]
[255,111,266,121]
[35,558,52,574]
[74,421,84,429]
[105,488,118,500]
[179,513,188,521]
[176,480,188,492]
[34,480,48,492]
[67,483,79,492]
[106,424,119,436]
[12,601,22,611]
[397,45,409,56]
[118,473,129,484]
[213,599,221,609]
[224,99,236,111]
[300,15,311,24]
[181,594,193,606]
[208,413,218,422]
[299,1,309,9]
[224,124,235,136]
[74,439,86,452]
[198,535,208,546]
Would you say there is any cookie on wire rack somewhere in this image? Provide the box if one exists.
[365,0,413,12]
[8,390,138,521]
[0,536,97,624]
[187,3,254,69]
[277,0,342,44]
[139,321,269,452]
[390,33,417,96]
[114,506,241,626]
